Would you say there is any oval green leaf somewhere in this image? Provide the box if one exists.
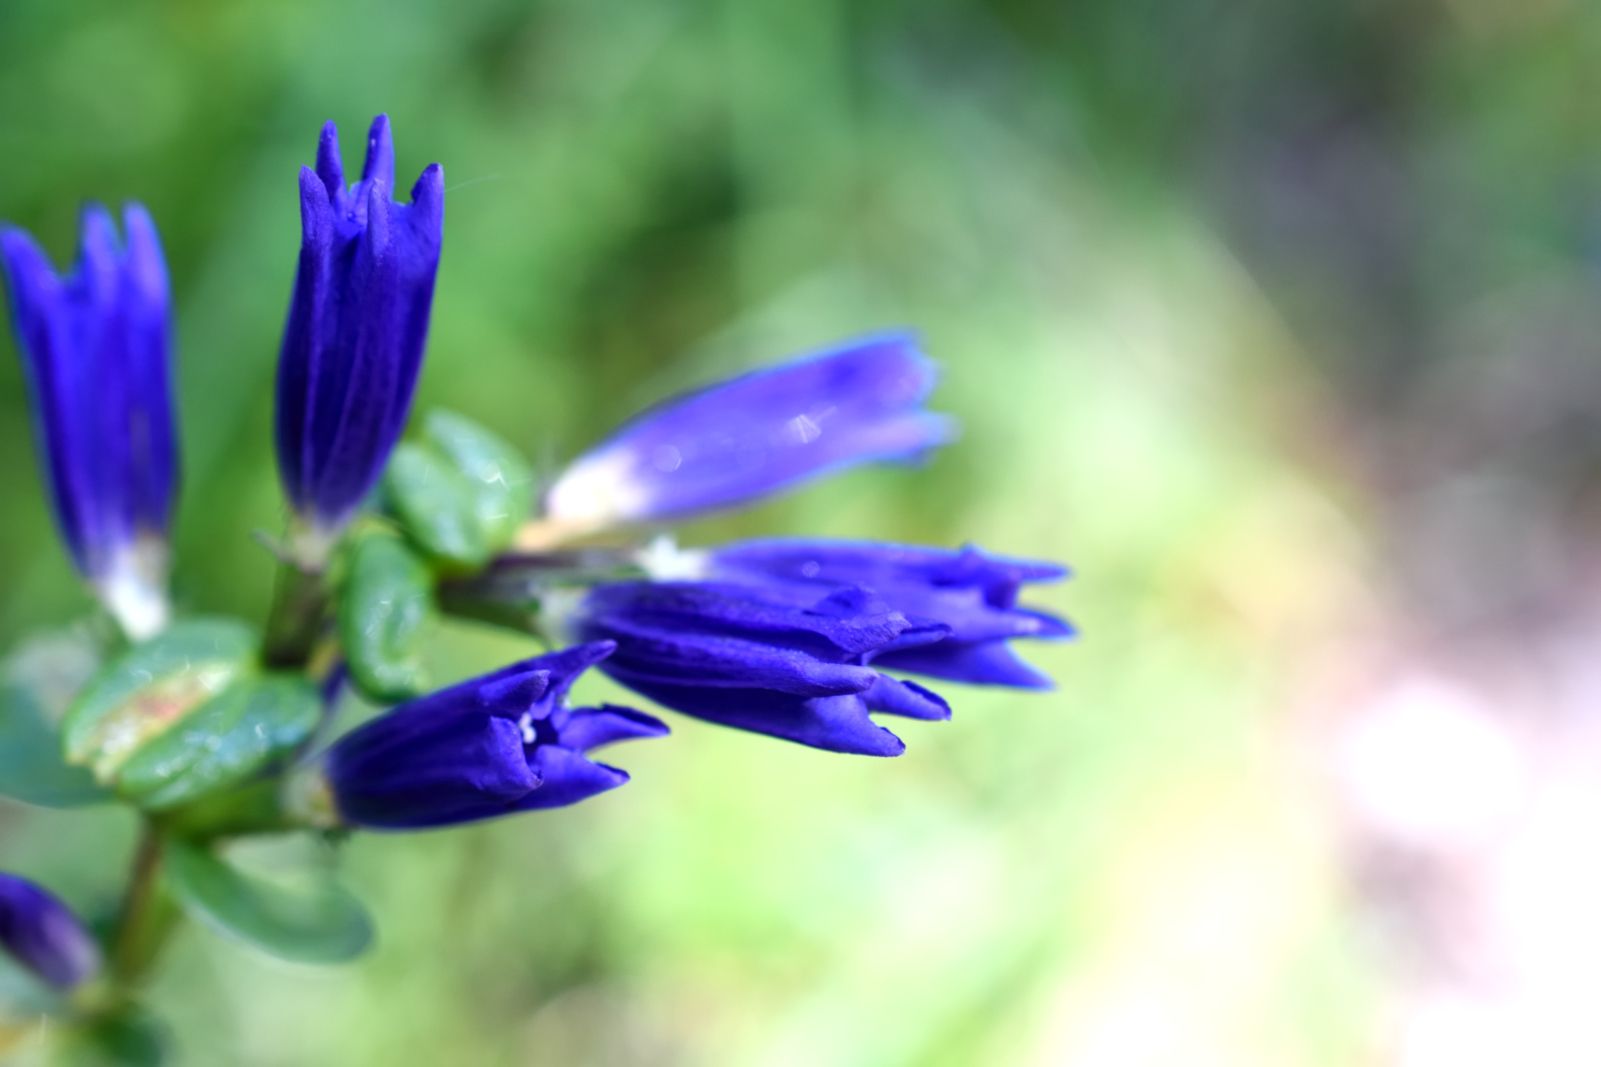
[385,410,533,567]
[62,619,259,783]
[423,410,534,551]
[338,530,436,703]
[115,675,322,811]
[164,841,373,965]
[385,445,485,565]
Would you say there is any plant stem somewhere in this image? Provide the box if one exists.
[108,824,168,985]
[263,557,328,670]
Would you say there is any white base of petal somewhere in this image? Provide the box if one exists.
[96,543,171,641]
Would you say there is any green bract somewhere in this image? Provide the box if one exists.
[113,675,322,812]
[62,619,258,785]
[337,529,436,702]
[384,410,533,567]
[164,842,374,964]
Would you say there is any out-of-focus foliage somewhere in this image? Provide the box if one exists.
[2,0,1598,1063]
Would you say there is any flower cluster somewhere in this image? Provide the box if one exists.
[0,114,1071,1015]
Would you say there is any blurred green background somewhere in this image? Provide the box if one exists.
[3,0,1599,1063]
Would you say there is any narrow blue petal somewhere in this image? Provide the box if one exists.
[554,703,670,753]
[119,203,179,536]
[315,121,345,201]
[600,677,906,756]
[473,668,553,716]
[864,675,950,721]
[362,114,396,191]
[515,746,630,810]
[879,639,1058,689]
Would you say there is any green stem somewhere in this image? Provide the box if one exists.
[263,558,329,670]
[108,824,169,985]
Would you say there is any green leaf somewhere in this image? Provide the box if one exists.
[114,675,322,811]
[338,530,436,702]
[385,410,533,567]
[164,841,373,965]
[62,620,258,784]
[0,684,110,807]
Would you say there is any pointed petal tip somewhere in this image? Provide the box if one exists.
[870,730,908,757]
[410,162,444,211]
[361,179,392,252]
[119,202,168,299]
[528,640,617,681]
[297,166,334,246]
[0,226,53,283]
[120,200,154,231]
[478,666,553,713]
[604,706,672,738]
[575,638,617,664]
[77,201,117,247]
[75,204,121,290]
[315,122,344,196]
[78,200,115,227]
[362,114,396,188]
[1030,613,1077,640]
[868,676,952,721]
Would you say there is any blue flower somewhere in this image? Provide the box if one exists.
[572,580,952,756]
[703,539,1073,689]
[541,333,955,537]
[323,642,665,829]
[0,873,102,990]
[275,115,444,543]
[0,204,178,637]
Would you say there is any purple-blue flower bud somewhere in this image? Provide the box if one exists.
[323,642,665,829]
[0,873,102,990]
[275,115,444,544]
[703,539,1073,689]
[571,580,953,756]
[0,204,178,637]
[542,333,955,537]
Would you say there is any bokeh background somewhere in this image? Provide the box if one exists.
[3,0,1600,1063]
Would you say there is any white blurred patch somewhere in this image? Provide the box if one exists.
[633,536,709,581]
[545,449,651,529]
[1334,673,1528,853]
[97,539,171,641]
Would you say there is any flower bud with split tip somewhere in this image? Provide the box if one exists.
[569,580,954,756]
[703,539,1074,689]
[0,204,178,638]
[321,642,666,830]
[275,114,444,550]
